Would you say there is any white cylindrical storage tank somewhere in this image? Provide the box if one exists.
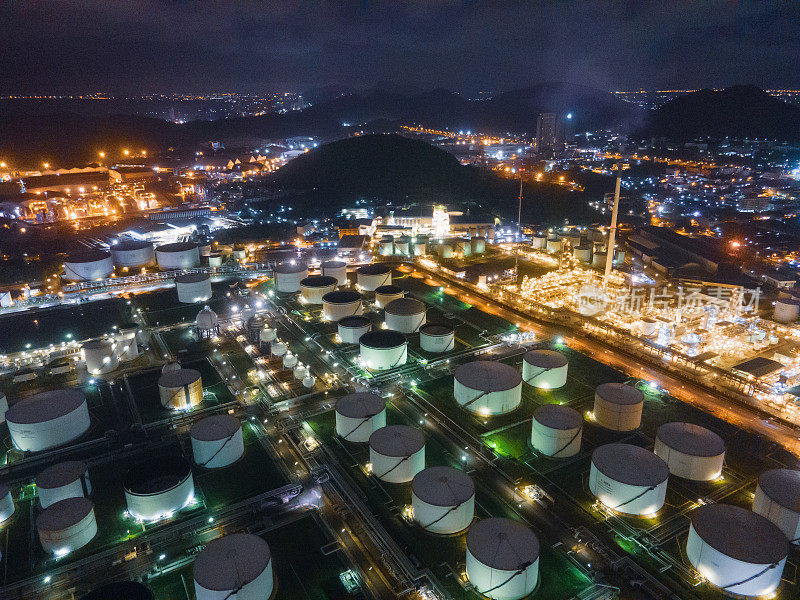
[419,324,455,353]
[0,483,15,524]
[378,236,394,256]
[82,337,119,375]
[457,239,472,257]
[208,253,223,267]
[412,466,474,534]
[384,298,426,333]
[175,273,212,303]
[567,232,582,246]
[592,252,607,268]
[323,291,363,321]
[532,234,547,249]
[232,245,246,260]
[116,324,140,361]
[395,237,410,255]
[753,469,800,545]
[641,317,658,337]
[282,353,298,369]
[413,241,427,255]
[573,246,591,263]
[63,250,114,281]
[302,375,316,388]
[199,244,212,257]
[6,389,91,452]
[369,425,425,483]
[374,285,404,309]
[531,404,583,458]
[546,236,562,253]
[687,504,788,598]
[593,383,644,431]
[357,264,392,291]
[321,260,347,286]
[654,422,725,481]
[335,392,387,443]
[522,349,568,389]
[300,275,338,304]
[774,298,800,323]
[158,368,203,410]
[339,315,371,344]
[124,456,195,521]
[155,242,200,270]
[37,497,97,555]
[439,242,454,258]
[194,534,273,600]
[466,518,539,600]
[191,414,244,469]
[111,240,155,268]
[590,444,668,515]
[614,249,626,264]
[360,330,407,370]
[472,237,486,254]
[274,262,308,293]
[0,392,7,424]
[270,340,287,357]
[293,364,308,380]
[36,460,91,509]
[259,326,277,344]
[454,361,522,416]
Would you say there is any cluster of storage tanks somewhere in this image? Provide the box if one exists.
[530,227,625,267]
[79,324,143,375]
[430,236,487,259]
[377,235,460,257]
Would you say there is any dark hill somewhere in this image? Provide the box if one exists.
[647,85,800,140]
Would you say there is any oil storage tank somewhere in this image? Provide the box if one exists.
[155,242,200,270]
[374,284,404,308]
[753,468,800,544]
[194,534,273,600]
[359,330,407,370]
[300,275,338,304]
[191,414,244,468]
[111,240,154,268]
[36,460,91,508]
[335,392,386,443]
[82,337,119,375]
[369,425,425,483]
[64,250,114,281]
[158,368,203,410]
[321,260,347,286]
[522,349,568,389]
[533,234,547,249]
[124,456,195,521]
[593,383,644,431]
[530,404,582,457]
[0,483,14,523]
[590,443,668,515]
[357,263,392,291]
[395,236,410,255]
[546,236,562,253]
[466,518,539,600]
[654,422,725,481]
[411,466,474,534]
[774,298,800,323]
[37,497,97,555]
[378,236,394,256]
[116,324,140,361]
[6,389,91,451]
[339,315,371,344]
[274,262,308,293]
[384,297,426,333]
[323,291,363,321]
[687,504,788,598]
[419,324,455,353]
[573,245,591,263]
[175,273,212,303]
[454,361,522,415]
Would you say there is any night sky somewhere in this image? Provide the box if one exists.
[1,1,798,95]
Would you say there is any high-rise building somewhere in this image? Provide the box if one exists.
[535,113,557,155]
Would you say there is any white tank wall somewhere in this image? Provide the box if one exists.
[283,353,298,368]
[454,381,521,415]
[38,502,97,554]
[420,330,454,353]
[301,281,337,304]
[116,329,139,361]
[270,341,287,356]
[191,427,244,469]
[360,343,407,370]
[413,242,427,255]
[686,522,785,597]
[370,447,424,483]
[339,322,370,344]
[8,400,91,452]
[0,488,14,523]
[379,240,394,256]
[208,254,223,267]
[39,473,91,509]
[275,267,308,293]
[412,493,474,535]
[156,246,200,270]
[593,392,643,431]
[546,238,562,253]
[323,298,363,321]
[641,319,658,336]
[125,474,195,521]
[0,393,7,424]
[522,362,568,389]
[573,247,591,263]
[194,558,273,600]
[159,377,203,410]
[82,339,119,375]
[336,409,387,443]
[385,311,426,334]
[653,438,724,481]
[112,244,154,267]
[395,240,410,255]
[592,252,608,268]
[532,236,547,249]
[531,419,582,458]
[322,262,347,286]
[64,256,114,281]
[589,465,667,515]
[753,484,800,545]
[466,552,538,600]
[357,270,392,291]
[472,238,486,254]
[375,290,404,308]
[177,277,212,303]
[774,300,800,323]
